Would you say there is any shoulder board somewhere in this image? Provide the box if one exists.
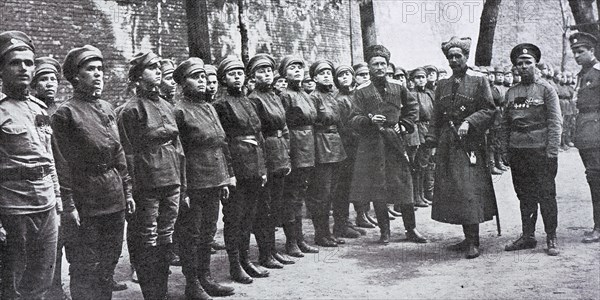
[355,80,372,90]
[466,69,484,77]
[29,95,48,109]
[593,62,600,71]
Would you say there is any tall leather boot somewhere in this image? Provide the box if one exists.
[374,203,390,244]
[400,204,427,243]
[356,210,376,228]
[464,224,480,259]
[257,226,283,269]
[296,216,319,253]
[135,245,163,300]
[227,251,253,284]
[583,180,600,243]
[240,249,269,278]
[198,246,235,297]
[283,221,304,257]
[314,215,337,247]
[424,163,435,201]
[505,203,537,251]
[185,276,211,300]
[155,244,172,299]
[413,172,429,207]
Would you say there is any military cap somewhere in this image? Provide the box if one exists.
[63,45,103,83]
[0,31,34,60]
[160,59,175,76]
[479,66,489,74]
[423,65,438,74]
[364,44,391,63]
[438,67,447,74]
[569,32,598,49]
[217,56,244,81]
[247,53,276,76]
[278,56,304,78]
[303,72,313,81]
[33,56,61,82]
[510,43,541,65]
[441,36,472,56]
[128,51,160,81]
[309,59,334,79]
[173,57,205,85]
[205,64,217,77]
[333,64,354,88]
[503,66,512,74]
[353,62,369,74]
[394,66,407,77]
[492,66,504,74]
[410,67,427,79]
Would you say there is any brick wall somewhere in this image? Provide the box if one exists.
[0,0,189,106]
[0,0,358,105]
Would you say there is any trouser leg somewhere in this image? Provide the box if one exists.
[509,149,541,238]
[0,209,58,300]
[580,148,600,230]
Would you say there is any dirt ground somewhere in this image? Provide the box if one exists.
[57,148,600,299]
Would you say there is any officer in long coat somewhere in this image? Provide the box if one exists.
[349,44,428,245]
[570,32,600,243]
[425,36,497,259]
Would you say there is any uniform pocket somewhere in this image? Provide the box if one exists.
[575,113,600,147]
[1,124,30,152]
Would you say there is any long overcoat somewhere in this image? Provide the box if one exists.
[348,79,418,205]
[428,69,498,225]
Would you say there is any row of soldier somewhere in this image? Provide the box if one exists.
[1,29,599,300]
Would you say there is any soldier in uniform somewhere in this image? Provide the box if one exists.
[503,66,514,88]
[31,56,61,115]
[172,57,235,299]
[332,64,366,238]
[502,43,562,256]
[159,58,177,105]
[0,30,61,299]
[349,45,428,245]
[213,57,269,283]
[393,66,408,87]
[424,65,438,92]
[302,73,316,95]
[425,36,497,259]
[246,54,296,267]
[51,45,136,298]
[278,56,321,256]
[118,51,184,299]
[307,59,348,247]
[205,64,219,103]
[570,32,600,243]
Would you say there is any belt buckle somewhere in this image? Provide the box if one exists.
[276,130,283,138]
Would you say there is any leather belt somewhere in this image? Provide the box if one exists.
[80,162,115,175]
[265,129,284,138]
[0,165,52,182]
[511,123,546,133]
[290,125,312,131]
[315,125,338,133]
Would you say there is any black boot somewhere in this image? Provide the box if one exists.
[198,246,235,296]
[228,251,253,284]
[424,164,435,201]
[333,222,361,239]
[283,221,304,257]
[256,226,284,269]
[413,172,429,207]
[583,182,600,243]
[272,251,295,265]
[347,221,367,235]
[240,250,269,278]
[401,204,427,243]
[356,211,376,228]
[296,216,319,253]
[314,215,338,247]
[505,207,537,251]
[374,203,390,244]
[464,224,480,259]
[365,212,379,227]
[546,234,559,256]
[185,277,212,300]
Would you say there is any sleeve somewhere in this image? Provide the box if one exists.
[399,87,418,133]
[464,77,496,133]
[425,86,443,147]
[117,105,139,191]
[48,138,62,213]
[50,108,75,212]
[500,90,512,155]
[348,89,374,134]
[544,85,563,157]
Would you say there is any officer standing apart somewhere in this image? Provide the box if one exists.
[426,37,497,259]
[502,43,562,256]
[570,32,600,243]
[0,30,61,299]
